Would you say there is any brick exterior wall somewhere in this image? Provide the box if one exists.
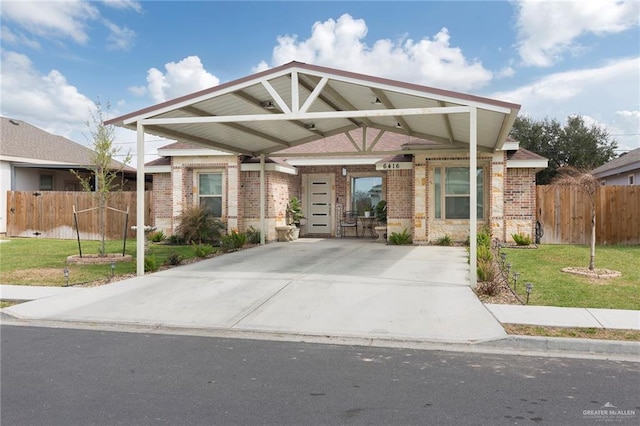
[238,169,299,241]
[386,169,414,237]
[152,151,538,244]
[504,167,537,242]
[151,172,172,233]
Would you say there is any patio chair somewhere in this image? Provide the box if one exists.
[339,210,359,238]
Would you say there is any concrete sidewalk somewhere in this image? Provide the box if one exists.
[485,304,640,330]
[1,284,88,301]
[3,284,639,331]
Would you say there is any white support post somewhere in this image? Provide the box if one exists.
[291,71,299,113]
[136,122,145,276]
[469,106,478,287]
[259,154,266,245]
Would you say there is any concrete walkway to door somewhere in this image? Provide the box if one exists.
[3,239,506,344]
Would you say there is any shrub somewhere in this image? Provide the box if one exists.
[166,234,186,245]
[246,226,261,244]
[435,234,452,246]
[512,232,532,246]
[144,255,159,272]
[221,229,247,252]
[165,251,183,266]
[389,228,412,245]
[477,258,497,283]
[476,279,500,296]
[175,205,225,244]
[477,244,493,262]
[374,200,387,224]
[148,230,166,243]
[192,242,216,258]
[477,228,492,248]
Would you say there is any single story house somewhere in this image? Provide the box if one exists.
[0,116,139,234]
[145,132,546,244]
[591,147,640,185]
[106,61,548,276]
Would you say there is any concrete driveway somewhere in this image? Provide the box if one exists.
[4,239,506,343]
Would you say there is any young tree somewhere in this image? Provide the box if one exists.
[72,100,131,256]
[551,166,599,271]
[510,115,617,184]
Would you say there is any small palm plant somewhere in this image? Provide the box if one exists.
[175,205,225,244]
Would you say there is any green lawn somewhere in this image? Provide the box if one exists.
[0,238,200,286]
[501,244,640,310]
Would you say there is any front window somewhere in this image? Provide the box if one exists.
[351,176,382,214]
[434,166,484,219]
[198,173,222,217]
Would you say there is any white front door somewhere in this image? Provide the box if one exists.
[305,177,333,235]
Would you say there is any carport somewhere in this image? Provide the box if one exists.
[106,61,520,278]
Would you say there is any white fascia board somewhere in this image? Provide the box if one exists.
[240,163,298,175]
[501,141,520,151]
[287,157,383,167]
[157,148,232,157]
[506,159,549,169]
[145,165,171,174]
[0,155,84,167]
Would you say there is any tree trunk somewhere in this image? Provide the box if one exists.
[99,194,106,256]
[589,210,596,271]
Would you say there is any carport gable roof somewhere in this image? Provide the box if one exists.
[106,61,520,156]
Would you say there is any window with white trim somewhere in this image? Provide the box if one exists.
[434,166,484,219]
[197,172,223,217]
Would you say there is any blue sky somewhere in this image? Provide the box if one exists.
[1,0,639,163]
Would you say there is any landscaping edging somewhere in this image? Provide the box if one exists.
[66,254,132,264]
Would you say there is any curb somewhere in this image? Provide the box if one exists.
[1,313,638,362]
[477,335,640,359]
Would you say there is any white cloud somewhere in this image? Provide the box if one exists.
[144,56,220,103]
[492,57,640,150]
[1,0,99,44]
[104,21,136,51]
[516,0,640,67]
[259,14,493,92]
[0,50,96,139]
[1,25,41,49]
[102,0,143,14]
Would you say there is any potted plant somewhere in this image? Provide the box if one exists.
[286,196,305,239]
[373,200,387,242]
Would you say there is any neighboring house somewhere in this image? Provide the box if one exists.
[591,147,640,185]
[108,62,548,246]
[0,117,137,234]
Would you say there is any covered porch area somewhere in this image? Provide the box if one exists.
[106,61,520,278]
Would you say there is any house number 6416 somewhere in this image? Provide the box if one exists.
[383,163,401,169]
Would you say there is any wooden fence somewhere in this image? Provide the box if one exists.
[536,185,640,245]
[6,191,152,240]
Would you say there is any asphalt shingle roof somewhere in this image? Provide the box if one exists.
[591,147,640,177]
[1,117,134,171]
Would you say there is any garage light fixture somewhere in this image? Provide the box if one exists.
[261,101,276,110]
